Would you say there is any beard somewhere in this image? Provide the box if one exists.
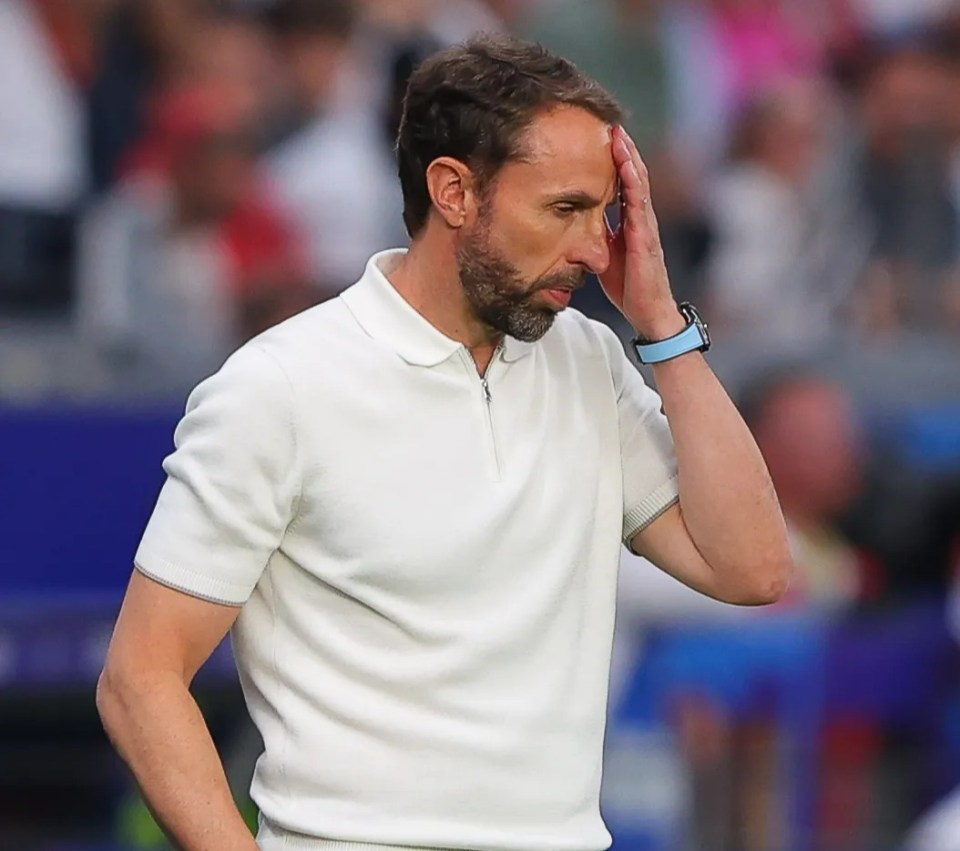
[456,218,586,343]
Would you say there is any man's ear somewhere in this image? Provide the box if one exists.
[425,157,480,229]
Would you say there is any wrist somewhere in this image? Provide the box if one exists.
[630,301,711,365]
[629,304,686,343]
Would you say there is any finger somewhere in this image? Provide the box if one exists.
[622,129,648,173]
[616,134,658,234]
[611,126,632,169]
[616,152,648,223]
[618,128,653,196]
[610,129,638,214]
[616,129,652,201]
[616,161,664,264]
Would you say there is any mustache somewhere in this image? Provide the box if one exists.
[534,269,589,293]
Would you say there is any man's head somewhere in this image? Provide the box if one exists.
[396,34,623,341]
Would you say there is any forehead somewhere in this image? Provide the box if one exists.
[505,106,617,196]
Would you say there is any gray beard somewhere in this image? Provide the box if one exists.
[456,229,584,343]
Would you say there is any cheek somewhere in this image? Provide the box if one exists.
[486,203,568,277]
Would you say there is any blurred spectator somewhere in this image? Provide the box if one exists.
[264,0,405,292]
[901,481,960,851]
[670,370,876,851]
[0,0,115,311]
[0,0,109,209]
[358,0,508,45]
[662,0,825,180]
[522,0,672,155]
[609,363,868,843]
[169,9,281,144]
[851,0,958,41]
[76,82,311,396]
[703,77,869,344]
[88,0,214,194]
[854,46,960,334]
[942,11,960,329]
[708,0,822,101]
[744,369,872,607]
[608,368,880,851]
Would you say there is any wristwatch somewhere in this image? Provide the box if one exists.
[631,302,711,365]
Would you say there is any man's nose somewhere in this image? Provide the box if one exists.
[569,213,611,276]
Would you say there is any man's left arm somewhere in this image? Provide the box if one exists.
[602,126,792,605]
[631,350,792,605]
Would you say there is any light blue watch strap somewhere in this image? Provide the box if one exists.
[632,322,707,364]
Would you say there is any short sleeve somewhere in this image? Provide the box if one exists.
[134,344,300,605]
[599,326,679,544]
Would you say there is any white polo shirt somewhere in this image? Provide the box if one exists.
[135,249,679,851]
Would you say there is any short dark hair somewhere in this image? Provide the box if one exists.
[396,33,623,238]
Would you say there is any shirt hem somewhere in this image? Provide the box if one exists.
[258,821,469,851]
[134,551,250,606]
[256,819,607,851]
[267,840,458,851]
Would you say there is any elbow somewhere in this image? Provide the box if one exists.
[720,554,793,607]
[744,565,791,606]
[95,667,121,736]
[96,664,136,745]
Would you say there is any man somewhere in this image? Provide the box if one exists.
[97,33,791,851]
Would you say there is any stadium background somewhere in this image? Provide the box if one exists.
[1,0,960,849]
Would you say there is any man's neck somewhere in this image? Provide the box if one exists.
[388,239,503,374]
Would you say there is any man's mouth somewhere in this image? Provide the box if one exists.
[541,287,573,309]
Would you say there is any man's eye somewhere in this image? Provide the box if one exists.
[553,204,577,216]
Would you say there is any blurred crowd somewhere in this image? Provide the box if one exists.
[2,1,960,849]
[1,0,960,400]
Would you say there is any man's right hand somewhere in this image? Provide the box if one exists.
[97,570,259,851]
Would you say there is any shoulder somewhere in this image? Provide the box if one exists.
[245,295,354,361]
[543,309,653,399]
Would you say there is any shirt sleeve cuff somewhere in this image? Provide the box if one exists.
[134,549,251,606]
[622,475,680,549]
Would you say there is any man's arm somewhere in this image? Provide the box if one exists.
[96,570,259,851]
[630,351,791,605]
[601,125,792,605]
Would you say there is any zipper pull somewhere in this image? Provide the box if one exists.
[481,377,491,403]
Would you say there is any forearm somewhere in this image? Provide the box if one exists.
[604,125,791,601]
[651,351,791,599]
[97,669,258,851]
